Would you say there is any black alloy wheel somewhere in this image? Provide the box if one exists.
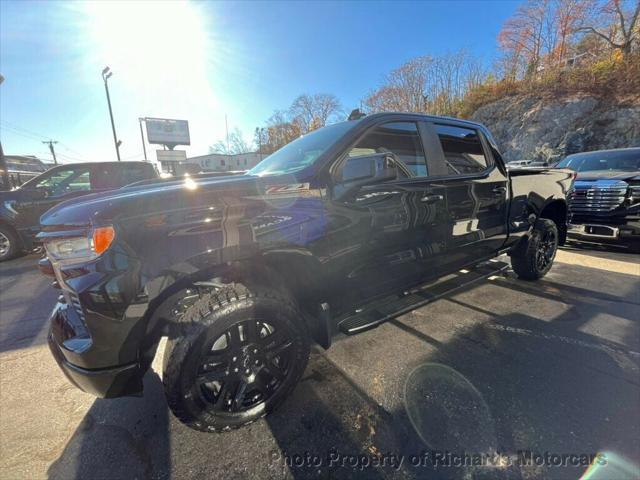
[535,227,557,272]
[163,284,309,432]
[194,319,295,413]
[510,218,559,280]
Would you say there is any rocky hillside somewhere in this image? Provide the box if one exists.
[471,94,640,163]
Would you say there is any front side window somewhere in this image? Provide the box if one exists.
[33,167,91,197]
[435,124,488,175]
[348,122,428,177]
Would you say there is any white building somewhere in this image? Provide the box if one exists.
[185,152,264,172]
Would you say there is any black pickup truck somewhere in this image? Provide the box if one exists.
[39,113,573,432]
[0,161,157,261]
[556,148,640,251]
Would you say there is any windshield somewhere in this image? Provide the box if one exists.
[556,150,640,172]
[248,121,358,176]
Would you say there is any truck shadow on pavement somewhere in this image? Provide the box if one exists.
[0,254,57,353]
[47,372,171,480]
[46,264,640,480]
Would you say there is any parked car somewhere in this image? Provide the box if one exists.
[0,161,157,261]
[0,155,50,189]
[507,159,533,167]
[507,159,552,168]
[39,113,573,432]
[555,147,640,250]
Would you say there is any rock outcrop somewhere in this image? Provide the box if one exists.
[471,94,640,162]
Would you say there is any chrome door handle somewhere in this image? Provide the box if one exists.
[493,186,507,195]
[420,194,444,203]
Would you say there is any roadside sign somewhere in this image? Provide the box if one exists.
[156,150,187,162]
[145,118,190,147]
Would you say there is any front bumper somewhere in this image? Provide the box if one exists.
[567,221,640,243]
[48,301,144,398]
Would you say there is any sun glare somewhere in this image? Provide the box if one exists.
[83,0,216,108]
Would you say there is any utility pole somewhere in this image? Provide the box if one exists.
[0,73,8,189]
[42,140,58,165]
[0,141,8,190]
[101,66,121,161]
[225,114,230,154]
[138,118,148,161]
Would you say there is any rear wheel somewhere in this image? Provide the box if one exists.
[509,218,558,281]
[0,224,22,262]
[163,284,309,432]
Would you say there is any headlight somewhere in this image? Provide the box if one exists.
[45,226,116,263]
[629,185,640,203]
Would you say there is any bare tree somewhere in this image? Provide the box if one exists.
[364,51,484,116]
[290,93,342,133]
[577,0,640,57]
[553,0,591,62]
[498,0,552,77]
[209,127,251,155]
[263,110,301,153]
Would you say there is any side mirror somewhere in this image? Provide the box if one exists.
[339,153,398,190]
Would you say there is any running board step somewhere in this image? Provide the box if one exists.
[337,261,508,335]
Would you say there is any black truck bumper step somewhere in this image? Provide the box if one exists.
[337,260,508,335]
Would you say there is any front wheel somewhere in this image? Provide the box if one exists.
[162,284,310,432]
[509,218,558,281]
[0,224,22,262]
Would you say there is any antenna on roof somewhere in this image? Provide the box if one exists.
[348,109,366,121]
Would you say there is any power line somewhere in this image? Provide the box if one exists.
[55,153,84,163]
[121,152,145,160]
[1,124,44,142]
[1,122,88,161]
[1,121,48,140]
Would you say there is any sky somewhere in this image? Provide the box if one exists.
[0,0,519,165]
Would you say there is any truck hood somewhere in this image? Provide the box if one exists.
[575,170,640,182]
[40,173,299,227]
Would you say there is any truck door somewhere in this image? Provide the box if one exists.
[325,121,451,306]
[425,122,509,264]
[14,166,92,236]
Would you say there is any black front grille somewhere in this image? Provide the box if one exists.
[568,180,627,214]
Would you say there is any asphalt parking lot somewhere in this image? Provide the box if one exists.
[1,246,639,480]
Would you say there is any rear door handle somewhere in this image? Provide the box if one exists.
[420,194,444,204]
[493,186,507,195]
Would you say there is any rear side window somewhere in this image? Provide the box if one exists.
[120,164,155,185]
[91,164,155,189]
[435,124,488,175]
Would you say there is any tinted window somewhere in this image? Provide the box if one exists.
[120,164,154,185]
[91,165,121,189]
[348,122,427,177]
[91,164,154,189]
[436,124,488,175]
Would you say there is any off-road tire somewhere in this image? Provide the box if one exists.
[509,218,558,281]
[0,224,22,262]
[162,283,310,432]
